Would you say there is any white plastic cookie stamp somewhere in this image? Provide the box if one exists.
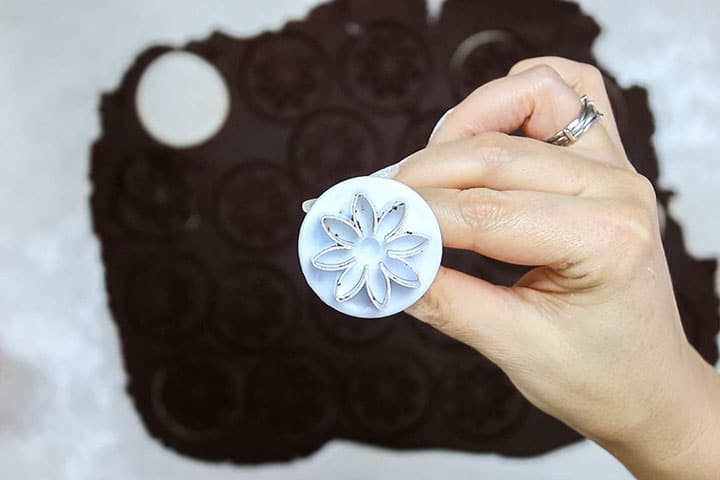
[298,176,443,318]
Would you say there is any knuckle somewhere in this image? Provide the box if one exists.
[629,173,658,206]
[528,64,564,86]
[579,62,604,85]
[508,57,535,75]
[509,56,561,75]
[615,202,656,244]
[509,58,565,87]
[458,188,509,238]
[468,131,510,165]
[532,63,562,78]
[529,65,573,98]
[594,200,657,272]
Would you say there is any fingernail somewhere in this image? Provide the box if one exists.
[301,198,316,213]
[428,107,454,143]
[370,161,405,179]
[370,149,420,180]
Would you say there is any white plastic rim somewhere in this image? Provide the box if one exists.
[135,51,230,148]
[298,176,443,318]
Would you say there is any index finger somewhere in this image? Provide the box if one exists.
[509,56,624,150]
[429,63,614,152]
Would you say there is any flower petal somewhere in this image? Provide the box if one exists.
[321,214,361,247]
[335,263,368,303]
[312,246,356,271]
[385,233,429,258]
[380,258,420,288]
[376,201,406,241]
[366,262,391,309]
[352,193,377,237]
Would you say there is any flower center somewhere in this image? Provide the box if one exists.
[354,237,384,265]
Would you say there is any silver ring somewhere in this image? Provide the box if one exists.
[546,95,603,146]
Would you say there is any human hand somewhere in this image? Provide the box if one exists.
[390,57,720,479]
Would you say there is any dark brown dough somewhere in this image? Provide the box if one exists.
[90,0,719,463]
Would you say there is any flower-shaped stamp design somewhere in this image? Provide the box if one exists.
[298,176,442,318]
[313,193,427,309]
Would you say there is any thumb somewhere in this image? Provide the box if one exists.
[406,266,539,366]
